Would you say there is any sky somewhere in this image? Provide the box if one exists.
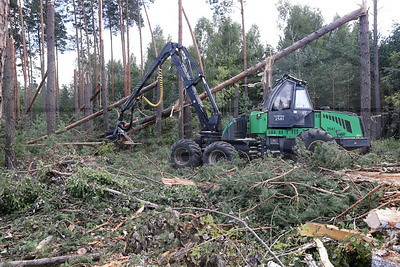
[58,0,399,86]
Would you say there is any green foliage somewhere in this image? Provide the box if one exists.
[95,142,117,156]
[330,236,373,267]
[296,141,353,170]
[0,172,43,215]
[66,167,115,198]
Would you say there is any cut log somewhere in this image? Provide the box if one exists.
[365,209,400,229]
[299,222,374,243]
[0,253,100,266]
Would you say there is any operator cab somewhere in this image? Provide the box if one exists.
[263,75,314,128]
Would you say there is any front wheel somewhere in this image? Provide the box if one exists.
[170,139,202,169]
[202,141,236,165]
[296,128,334,152]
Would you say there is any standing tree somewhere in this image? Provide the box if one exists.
[99,0,109,130]
[4,36,16,168]
[46,1,56,134]
[0,0,9,126]
[360,12,372,137]
[178,0,184,139]
[373,0,381,138]
[17,0,30,118]
[239,0,248,99]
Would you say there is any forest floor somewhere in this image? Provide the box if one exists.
[1,123,400,266]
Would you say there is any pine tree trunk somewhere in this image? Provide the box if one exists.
[40,0,46,114]
[81,0,92,83]
[99,0,109,130]
[118,0,128,97]
[142,0,163,139]
[182,7,204,72]
[0,1,9,124]
[109,25,115,100]
[4,36,15,168]
[18,0,30,117]
[373,0,381,138]
[74,69,79,113]
[84,74,92,130]
[138,1,144,77]
[73,0,83,109]
[90,0,99,87]
[46,1,56,134]
[233,83,239,117]
[240,0,248,100]
[178,0,184,139]
[360,13,372,137]
[125,0,131,93]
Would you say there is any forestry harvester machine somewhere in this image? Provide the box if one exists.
[107,42,370,168]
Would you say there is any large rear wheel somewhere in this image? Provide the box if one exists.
[297,128,334,152]
[170,139,202,169]
[202,141,236,165]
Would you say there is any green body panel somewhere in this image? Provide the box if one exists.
[248,110,364,139]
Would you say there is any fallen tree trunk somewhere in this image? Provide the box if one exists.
[0,253,100,266]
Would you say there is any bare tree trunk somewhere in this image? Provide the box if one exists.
[240,0,248,100]
[109,23,115,100]
[81,0,92,84]
[40,0,46,112]
[73,0,83,109]
[360,13,372,137]
[84,74,92,130]
[142,0,163,140]
[46,1,56,134]
[373,0,381,138]
[74,69,79,113]
[14,53,20,119]
[27,30,33,118]
[90,0,99,87]
[18,0,30,117]
[4,36,16,168]
[55,46,60,114]
[78,13,85,109]
[118,0,128,97]
[182,7,203,72]
[234,83,239,117]
[99,0,109,130]
[126,0,131,94]
[0,0,9,127]
[138,1,144,77]
[178,0,184,139]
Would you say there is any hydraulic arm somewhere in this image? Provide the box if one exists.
[107,42,222,140]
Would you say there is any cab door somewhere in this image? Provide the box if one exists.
[266,78,313,128]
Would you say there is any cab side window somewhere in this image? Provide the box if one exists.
[271,82,293,111]
[294,89,312,109]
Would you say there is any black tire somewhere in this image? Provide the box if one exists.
[202,141,236,165]
[170,139,202,169]
[297,128,334,152]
